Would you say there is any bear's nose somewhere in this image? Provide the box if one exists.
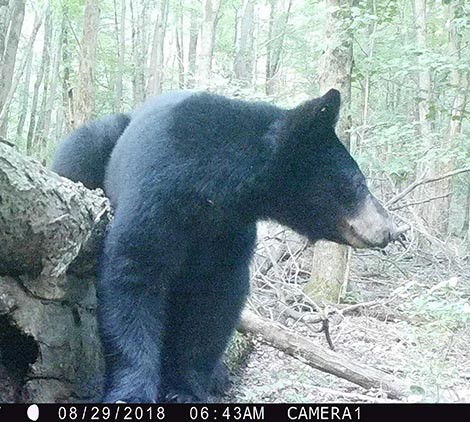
[340,193,403,249]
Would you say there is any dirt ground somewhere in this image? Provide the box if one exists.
[225,224,470,403]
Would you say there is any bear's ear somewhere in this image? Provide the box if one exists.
[289,89,341,134]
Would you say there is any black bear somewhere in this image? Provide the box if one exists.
[52,89,399,403]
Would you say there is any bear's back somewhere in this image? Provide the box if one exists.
[105,92,285,207]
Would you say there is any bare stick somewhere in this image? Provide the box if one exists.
[389,192,451,211]
[386,167,470,206]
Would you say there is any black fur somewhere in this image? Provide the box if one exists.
[51,113,131,189]
[53,90,372,403]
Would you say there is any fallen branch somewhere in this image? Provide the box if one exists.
[0,142,111,284]
[386,167,470,206]
[239,309,413,399]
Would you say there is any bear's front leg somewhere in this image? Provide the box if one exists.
[159,249,252,403]
[98,242,167,403]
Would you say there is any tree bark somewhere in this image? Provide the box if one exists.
[75,0,101,126]
[305,0,353,304]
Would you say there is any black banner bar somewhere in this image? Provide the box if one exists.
[0,403,468,422]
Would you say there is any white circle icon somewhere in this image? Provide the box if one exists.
[27,404,39,421]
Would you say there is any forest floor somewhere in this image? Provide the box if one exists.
[226,224,470,403]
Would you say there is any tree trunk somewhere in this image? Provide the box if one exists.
[175,26,185,89]
[0,11,43,137]
[463,181,470,239]
[0,0,26,137]
[75,0,101,127]
[61,6,74,132]
[440,0,468,234]
[0,0,10,59]
[113,0,126,112]
[33,11,54,159]
[15,43,33,140]
[357,0,378,154]
[147,0,169,96]
[265,0,292,95]
[197,0,222,87]
[413,0,446,233]
[187,5,199,89]
[130,0,144,104]
[305,0,353,304]
[233,0,255,83]
[26,10,51,155]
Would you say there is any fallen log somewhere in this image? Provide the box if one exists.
[239,309,413,399]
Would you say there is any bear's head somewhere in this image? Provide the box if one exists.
[269,89,399,249]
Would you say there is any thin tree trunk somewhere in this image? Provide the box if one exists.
[60,6,74,132]
[197,0,222,87]
[440,0,468,233]
[75,0,101,126]
[463,181,470,239]
[414,0,444,233]
[358,0,377,154]
[34,12,53,158]
[40,25,61,163]
[265,0,292,96]
[187,6,198,88]
[305,0,353,304]
[0,0,26,137]
[0,0,10,58]
[147,0,169,96]
[15,46,33,139]
[26,9,51,155]
[113,0,126,112]
[0,11,43,135]
[130,0,148,103]
[175,27,185,89]
[233,0,255,83]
